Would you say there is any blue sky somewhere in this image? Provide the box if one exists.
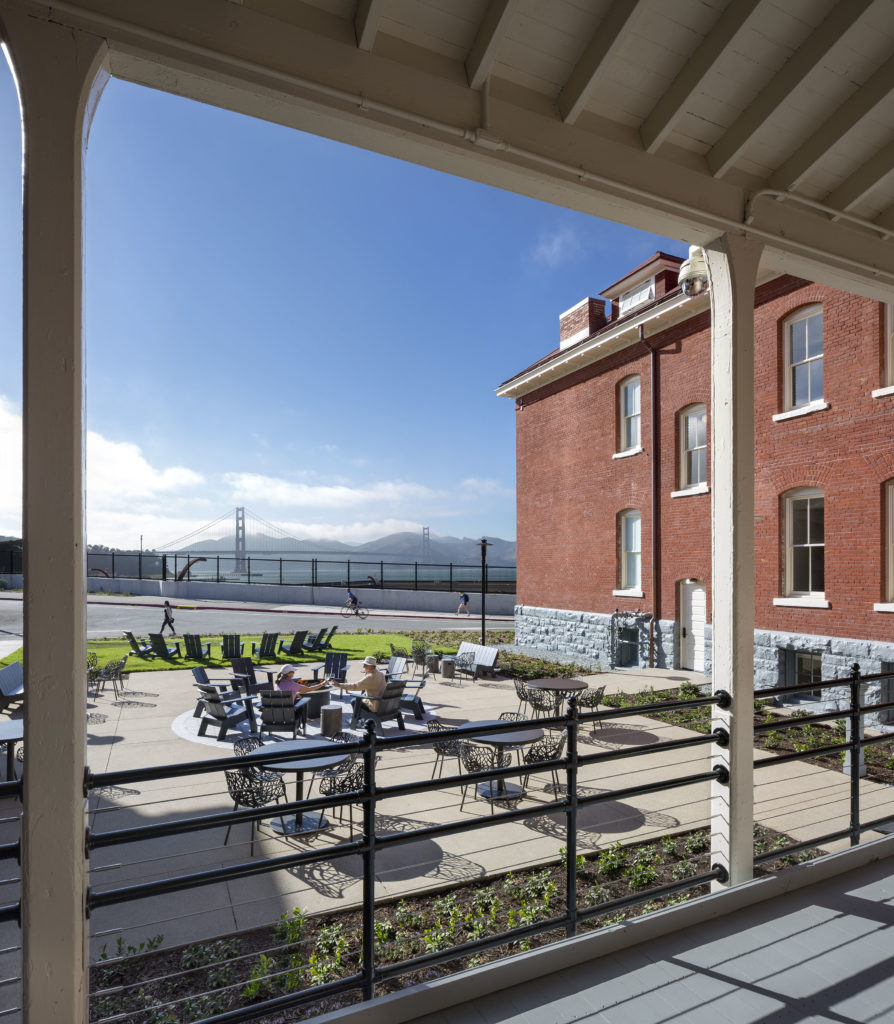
[0,59,688,549]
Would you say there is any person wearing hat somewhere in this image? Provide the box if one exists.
[275,664,331,697]
[335,655,386,707]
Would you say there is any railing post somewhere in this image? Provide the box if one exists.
[312,558,317,588]
[216,555,220,584]
[414,562,418,590]
[565,696,579,938]
[449,562,453,591]
[848,663,863,846]
[380,560,384,588]
[162,555,167,581]
[347,560,351,588]
[138,551,142,580]
[362,721,377,1001]
[111,551,115,578]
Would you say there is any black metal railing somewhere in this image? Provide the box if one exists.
[84,552,516,594]
[84,693,731,1022]
[0,550,22,576]
[752,663,894,861]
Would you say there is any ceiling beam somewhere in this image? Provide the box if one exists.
[823,136,894,213]
[640,0,762,154]
[770,52,894,193]
[558,0,648,125]
[354,0,383,53]
[707,0,874,178]
[465,0,518,91]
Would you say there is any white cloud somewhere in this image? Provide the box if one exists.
[459,476,513,499]
[530,225,582,268]
[275,517,424,545]
[223,472,445,509]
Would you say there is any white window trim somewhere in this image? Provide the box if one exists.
[773,596,830,608]
[874,603,894,612]
[772,400,829,422]
[670,483,710,498]
[619,277,654,315]
[887,480,894,603]
[679,403,708,490]
[618,375,641,454]
[613,589,644,598]
[886,303,894,389]
[783,487,825,599]
[782,304,823,413]
[619,509,641,592]
[612,446,643,460]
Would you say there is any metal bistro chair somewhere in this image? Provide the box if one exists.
[524,685,556,720]
[458,741,513,814]
[233,736,263,757]
[257,690,309,741]
[183,634,211,659]
[223,766,287,855]
[514,678,532,716]
[427,720,461,778]
[522,729,568,793]
[576,684,608,731]
[251,632,280,660]
[319,757,374,837]
[410,642,428,679]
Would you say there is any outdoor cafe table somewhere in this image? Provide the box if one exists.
[526,677,588,713]
[0,719,23,781]
[467,720,543,801]
[261,736,349,837]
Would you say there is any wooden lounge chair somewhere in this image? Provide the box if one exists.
[256,690,309,741]
[220,634,244,659]
[196,687,253,741]
[230,657,273,695]
[319,651,348,685]
[123,631,152,658]
[277,631,308,657]
[303,629,327,654]
[350,679,407,735]
[399,671,429,720]
[148,633,181,659]
[317,625,338,650]
[251,632,280,660]
[191,667,237,717]
[0,662,24,712]
[183,634,211,659]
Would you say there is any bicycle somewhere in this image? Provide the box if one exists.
[340,600,369,619]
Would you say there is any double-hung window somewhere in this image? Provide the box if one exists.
[619,510,641,591]
[618,376,641,453]
[786,489,824,597]
[784,306,823,411]
[680,404,707,490]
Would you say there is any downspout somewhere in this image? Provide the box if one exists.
[640,326,660,667]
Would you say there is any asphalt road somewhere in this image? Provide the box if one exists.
[0,594,505,644]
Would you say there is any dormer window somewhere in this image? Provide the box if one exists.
[619,277,655,315]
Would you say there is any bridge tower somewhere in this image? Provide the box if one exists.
[235,506,246,570]
[421,526,430,564]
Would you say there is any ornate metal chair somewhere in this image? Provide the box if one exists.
[458,741,512,814]
[522,729,568,792]
[514,678,532,716]
[319,757,370,836]
[233,736,263,757]
[524,685,556,720]
[454,651,476,682]
[576,684,608,730]
[223,766,287,855]
[427,720,461,778]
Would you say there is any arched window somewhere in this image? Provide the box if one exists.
[783,305,823,412]
[618,376,641,453]
[679,404,707,490]
[619,510,641,591]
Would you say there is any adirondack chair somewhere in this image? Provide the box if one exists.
[251,632,280,659]
[256,690,309,741]
[277,630,308,657]
[320,651,348,685]
[123,631,152,658]
[191,667,237,717]
[148,633,181,659]
[399,670,429,720]
[317,625,338,650]
[0,662,24,712]
[230,657,273,695]
[196,686,253,741]
[183,634,211,659]
[303,628,328,654]
[384,656,407,680]
[220,634,244,659]
[350,678,407,735]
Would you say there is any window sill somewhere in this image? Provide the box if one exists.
[773,596,830,609]
[772,401,829,423]
[871,385,894,399]
[613,589,644,598]
[612,447,643,460]
[670,484,710,498]
[874,603,894,613]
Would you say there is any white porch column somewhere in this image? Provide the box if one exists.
[0,5,107,1021]
[704,233,762,888]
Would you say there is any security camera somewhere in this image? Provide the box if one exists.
[678,245,708,296]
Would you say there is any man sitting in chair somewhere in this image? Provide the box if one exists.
[333,655,386,708]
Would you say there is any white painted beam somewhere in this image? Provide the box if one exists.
[557,0,648,126]
[640,0,762,154]
[770,52,894,193]
[0,6,108,1023]
[465,0,518,92]
[704,233,762,889]
[707,0,874,178]
[354,0,383,53]
[823,136,894,213]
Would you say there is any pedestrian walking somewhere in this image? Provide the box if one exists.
[457,592,470,616]
[160,600,176,636]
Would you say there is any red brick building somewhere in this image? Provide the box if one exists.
[498,253,894,715]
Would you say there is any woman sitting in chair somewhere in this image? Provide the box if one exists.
[275,664,331,698]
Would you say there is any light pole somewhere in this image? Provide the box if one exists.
[479,537,491,645]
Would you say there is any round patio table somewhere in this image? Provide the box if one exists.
[526,677,588,714]
[466,719,543,801]
[261,736,349,836]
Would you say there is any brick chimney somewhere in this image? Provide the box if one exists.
[559,297,606,349]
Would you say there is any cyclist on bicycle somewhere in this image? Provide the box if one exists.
[346,588,359,614]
